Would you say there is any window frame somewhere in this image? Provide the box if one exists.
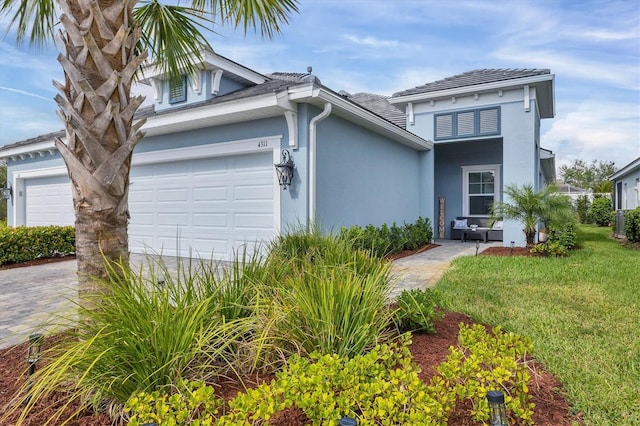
[462,164,501,217]
[434,106,501,141]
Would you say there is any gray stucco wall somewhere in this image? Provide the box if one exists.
[613,168,640,210]
[314,113,424,231]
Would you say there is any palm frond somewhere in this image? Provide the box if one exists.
[0,0,57,46]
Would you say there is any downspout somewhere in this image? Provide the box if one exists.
[308,102,332,226]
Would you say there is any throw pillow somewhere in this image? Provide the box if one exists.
[492,220,504,230]
[453,219,468,229]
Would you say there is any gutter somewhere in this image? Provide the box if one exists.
[308,102,332,226]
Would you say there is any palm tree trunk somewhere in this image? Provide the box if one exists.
[54,0,147,305]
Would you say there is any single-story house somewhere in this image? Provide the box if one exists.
[610,157,640,237]
[0,52,556,259]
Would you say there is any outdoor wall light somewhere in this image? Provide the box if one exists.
[1,184,11,200]
[486,390,510,425]
[274,149,295,190]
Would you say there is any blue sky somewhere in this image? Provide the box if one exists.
[1,0,638,172]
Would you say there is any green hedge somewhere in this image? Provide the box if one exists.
[625,207,640,243]
[0,225,75,265]
[339,217,433,257]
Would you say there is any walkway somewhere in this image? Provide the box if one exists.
[0,240,500,349]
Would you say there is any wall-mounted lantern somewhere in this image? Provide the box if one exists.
[274,149,294,190]
[1,184,12,200]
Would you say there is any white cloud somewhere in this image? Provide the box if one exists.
[0,104,60,144]
[0,87,52,102]
[342,34,400,49]
[542,100,640,169]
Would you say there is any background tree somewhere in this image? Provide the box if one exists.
[559,159,616,193]
[0,0,299,302]
[492,183,573,247]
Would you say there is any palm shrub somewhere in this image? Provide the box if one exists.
[589,196,613,226]
[624,207,640,242]
[492,184,573,247]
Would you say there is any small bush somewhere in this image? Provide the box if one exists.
[339,217,433,257]
[589,197,613,226]
[530,241,569,257]
[625,207,640,243]
[548,221,578,250]
[575,195,591,223]
[0,225,75,265]
[394,288,443,333]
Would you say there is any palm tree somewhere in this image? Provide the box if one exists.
[492,183,573,247]
[0,0,299,302]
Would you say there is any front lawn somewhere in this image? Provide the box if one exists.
[437,224,640,425]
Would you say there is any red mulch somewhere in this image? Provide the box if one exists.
[0,312,582,426]
[385,243,440,260]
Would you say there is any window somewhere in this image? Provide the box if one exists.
[435,107,500,140]
[169,76,187,104]
[462,165,501,216]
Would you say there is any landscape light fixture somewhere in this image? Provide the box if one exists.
[274,149,295,190]
[510,241,515,256]
[339,417,357,426]
[475,239,480,256]
[486,390,510,426]
[24,334,44,405]
[1,184,11,200]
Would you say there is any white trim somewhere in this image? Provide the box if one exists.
[610,157,640,180]
[524,85,530,112]
[133,135,282,166]
[211,69,224,95]
[283,111,298,149]
[272,148,282,236]
[407,102,414,125]
[308,103,332,225]
[461,164,501,217]
[191,70,202,94]
[150,78,163,102]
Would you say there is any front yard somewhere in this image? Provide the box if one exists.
[437,224,640,425]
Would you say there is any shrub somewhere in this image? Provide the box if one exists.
[548,220,578,250]
[530,241,569,257]
[625,207,640,243]
[339,217,433,257]
[575,195,591,223]
[127,325,536,426]
[10,255,253,424]
[589,197,613,226]
[0,225,75,265]
[394,288,443,333]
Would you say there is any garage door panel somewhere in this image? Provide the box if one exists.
[25,176,75,226]
[128,151,275,260]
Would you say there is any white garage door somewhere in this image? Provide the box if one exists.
[128,151,276,260]
[24,175,75,226]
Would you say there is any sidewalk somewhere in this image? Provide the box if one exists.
[0,240,499,349]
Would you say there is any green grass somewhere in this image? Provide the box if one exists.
[436,224,640,425]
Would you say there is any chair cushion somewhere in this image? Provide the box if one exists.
[492,220,504,230]
[453,219,468,229]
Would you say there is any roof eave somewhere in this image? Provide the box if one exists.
[390,74,555,116]
[610,157,640,180]
[290,86,433,151]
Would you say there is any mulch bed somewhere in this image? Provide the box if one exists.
[0,255,76,270]
[480,246,540,257]
[0,312,582,426]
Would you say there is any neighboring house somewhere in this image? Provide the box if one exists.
[556,182,591,202]
[610,157,640,237]
[0,53,556,258]
[389,68,556,244]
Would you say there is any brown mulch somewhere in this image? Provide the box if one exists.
[0,312,581,426]
[385,243,440,260]
[0,255,76,270]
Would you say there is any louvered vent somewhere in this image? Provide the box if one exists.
[169,76,187,104]
[457,111,475,136]
[479,108,498,134]
[435,114,453,138]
